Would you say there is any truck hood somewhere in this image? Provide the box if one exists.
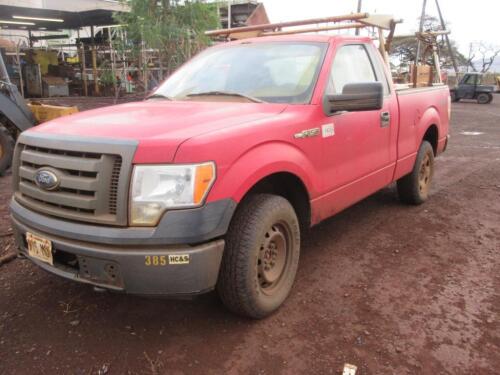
[29,100,287,162]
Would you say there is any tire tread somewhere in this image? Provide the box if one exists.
[217,194,299,319]
[397,140,434,205]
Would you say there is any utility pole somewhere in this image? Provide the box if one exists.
[355,0,362,35]
[227,0,232,29]
[90,25,100,96]
[435,0,459,74]
[415,0,427,65]
[413,0,428,87]
[467,42,473,73]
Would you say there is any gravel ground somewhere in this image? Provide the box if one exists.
[0,98,499,374]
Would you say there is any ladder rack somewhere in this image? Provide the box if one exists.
[205,13,402,67]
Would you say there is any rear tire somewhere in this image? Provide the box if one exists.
[477,93,492,104]
[0,126,15,176]
[397,141,434,205]
[217,194,300,319]
[450,91,460,102]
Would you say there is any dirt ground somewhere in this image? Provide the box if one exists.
[0,98,499,375]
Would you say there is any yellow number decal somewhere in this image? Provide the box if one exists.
[145,255,168,266]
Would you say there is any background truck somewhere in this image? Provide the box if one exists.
[10,31,450,319]
[450,72,495,104]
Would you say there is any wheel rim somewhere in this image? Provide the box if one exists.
[257,222,291,294]
[418,152,432,196]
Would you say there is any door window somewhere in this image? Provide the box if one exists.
[463,74,477,85]
[326,44,377,95]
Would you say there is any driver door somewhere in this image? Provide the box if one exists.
[318,43,395,212]
[458,74,477,99]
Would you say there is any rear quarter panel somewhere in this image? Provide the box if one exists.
[394,86,450,180]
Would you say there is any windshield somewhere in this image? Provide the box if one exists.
[154,42,327,104]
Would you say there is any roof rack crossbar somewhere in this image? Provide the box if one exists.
[261,22,366,37]
[205,12,370,37]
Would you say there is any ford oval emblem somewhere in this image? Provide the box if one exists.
[34,169,60,191]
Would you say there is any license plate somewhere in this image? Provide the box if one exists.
[26,232,53,265]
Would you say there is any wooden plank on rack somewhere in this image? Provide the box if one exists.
[205,13,369,36]
[261,23,365,37]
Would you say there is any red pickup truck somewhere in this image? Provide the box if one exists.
[10,34,450,318]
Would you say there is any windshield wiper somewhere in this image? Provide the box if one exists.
[186,91,265,103]
[146,93,173,101]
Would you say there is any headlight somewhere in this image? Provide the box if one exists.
[130,162,216,226]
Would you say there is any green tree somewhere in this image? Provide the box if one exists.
[114,0,219,87]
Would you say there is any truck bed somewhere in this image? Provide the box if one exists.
[394,84,450,180]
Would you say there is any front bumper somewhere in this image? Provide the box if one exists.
[10,198,234,296]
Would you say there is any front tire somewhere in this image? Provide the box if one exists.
[397,141,435,205]
[217,194,300,319]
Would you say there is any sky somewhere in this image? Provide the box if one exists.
[262,0,500,56]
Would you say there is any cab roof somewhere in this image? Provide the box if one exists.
[221,34,373,46]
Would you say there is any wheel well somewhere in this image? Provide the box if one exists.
[242,172,311,233]
[423,125,438,155]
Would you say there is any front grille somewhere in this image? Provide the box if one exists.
[13,135,136,226]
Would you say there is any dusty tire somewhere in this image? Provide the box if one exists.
[0,126,15,176]
[397,141,434,205]
[217,194,300,319]
[477,93,492,104]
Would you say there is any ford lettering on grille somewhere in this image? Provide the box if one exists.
[34,170,60,191]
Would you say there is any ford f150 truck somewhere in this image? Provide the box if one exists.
[10,34,450,318]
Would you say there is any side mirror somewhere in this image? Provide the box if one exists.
[324,82,384,115]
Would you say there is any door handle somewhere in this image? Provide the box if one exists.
[380,111,390,128]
